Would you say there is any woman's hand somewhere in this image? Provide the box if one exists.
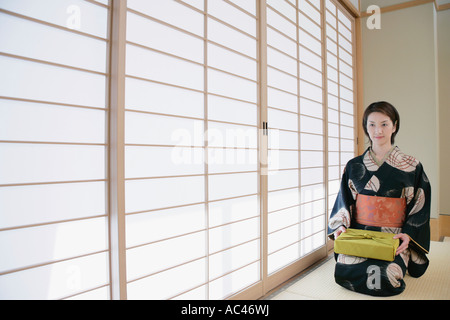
[334,226,347,239]
[393,233,410,255]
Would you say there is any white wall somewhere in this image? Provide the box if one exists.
[361,3,440,218]
[437,8,450,216]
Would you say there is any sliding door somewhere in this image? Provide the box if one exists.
[325,0,356,217]
[0,0,356,300]
[265,0,326,283]
[0,0,110,299]
[123,0,260,300]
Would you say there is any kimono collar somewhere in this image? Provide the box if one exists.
[369,145,396,167]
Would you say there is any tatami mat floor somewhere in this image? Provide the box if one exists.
[266,238,450,300]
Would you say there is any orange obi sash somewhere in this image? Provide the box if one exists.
[355,194,406,228]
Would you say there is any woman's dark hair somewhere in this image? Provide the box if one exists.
[362,101,400,145]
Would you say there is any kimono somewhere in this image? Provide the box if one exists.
[328,146,431,296]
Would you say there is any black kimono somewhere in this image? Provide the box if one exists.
[328,146,431,296]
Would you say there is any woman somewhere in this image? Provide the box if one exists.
[328,101,431,296]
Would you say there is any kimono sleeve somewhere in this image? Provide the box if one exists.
[402,162,431,255]
[327,165,356,240]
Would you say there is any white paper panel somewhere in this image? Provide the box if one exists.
[328,151,339,166]
[301,215,325,238]
[301,231,325,255]
[269,130,298,150]
[268,224,300,254]
[209,262,259,300]
[127,12,203,63]
[268,0,296,22]
[209,217,259,254]
[227,0,256,15]
[126,44,204,91]
[125,111,204,146]
[209,240,259,280]
[207,121,257,149]
[269,150,298,170]
[125,176,205,213]
[268,107,298,132]
[266,27,296,58]
[267,47,297,76]
[300,133,323,150]
[268,67,297,94]
[300,80,322,103]
[207,148,257,174]
[328,166,340,181]
[268,188,300,213]
[268,169,299,191]
[208,0,256,36]
[207,17,256,58]
[328,137,339,151]
[0,99,105,144]
[65,286,110,300]
[208,95,257,126]
[301,184,325,203]
[300,97,323,118]
[299,11,321,40]
[125,204,205,248]
[208,43,257,80]
[125,78,204,119]
[301,199,325,220]
[0,0,109,38]
[267,7,296,39]
[125,146,204,178]
[299,28,321,54]
[0,182,106,229]
[0,56,106,108]
[126,231,206,281]
[338,21,352,41]
[208,172,257,201]
[300,63,323,87]
[0,252,109,300]
[300,151,323,168]
[127,0,204,36]
[341,139,355,152]
[268,87,297,113]
[300,115,323,134]
[0,143,105,184]
[0,12,107,73]
[208,195,259,228]
[301,167,324,185]
[208,69,257,103]
[268,242,300,274]
[172,285,206,300]
[127,259,206,300]
[0,217,107,273]
[299,0,320,23]
[340,125,354,139]
[268,206,300,233]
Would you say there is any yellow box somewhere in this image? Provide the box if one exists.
[334,228,400,261]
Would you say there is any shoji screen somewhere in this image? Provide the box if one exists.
[0,0,356,300]
[325,0,356,216]
[0,0,110,299]
[124,0,260,300]
[266,0,326,275]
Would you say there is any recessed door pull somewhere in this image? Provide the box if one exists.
[263,122,268,136]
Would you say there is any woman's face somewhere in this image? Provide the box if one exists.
[366,112,396,147]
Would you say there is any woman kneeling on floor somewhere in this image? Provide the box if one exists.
[328,101,431,296]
